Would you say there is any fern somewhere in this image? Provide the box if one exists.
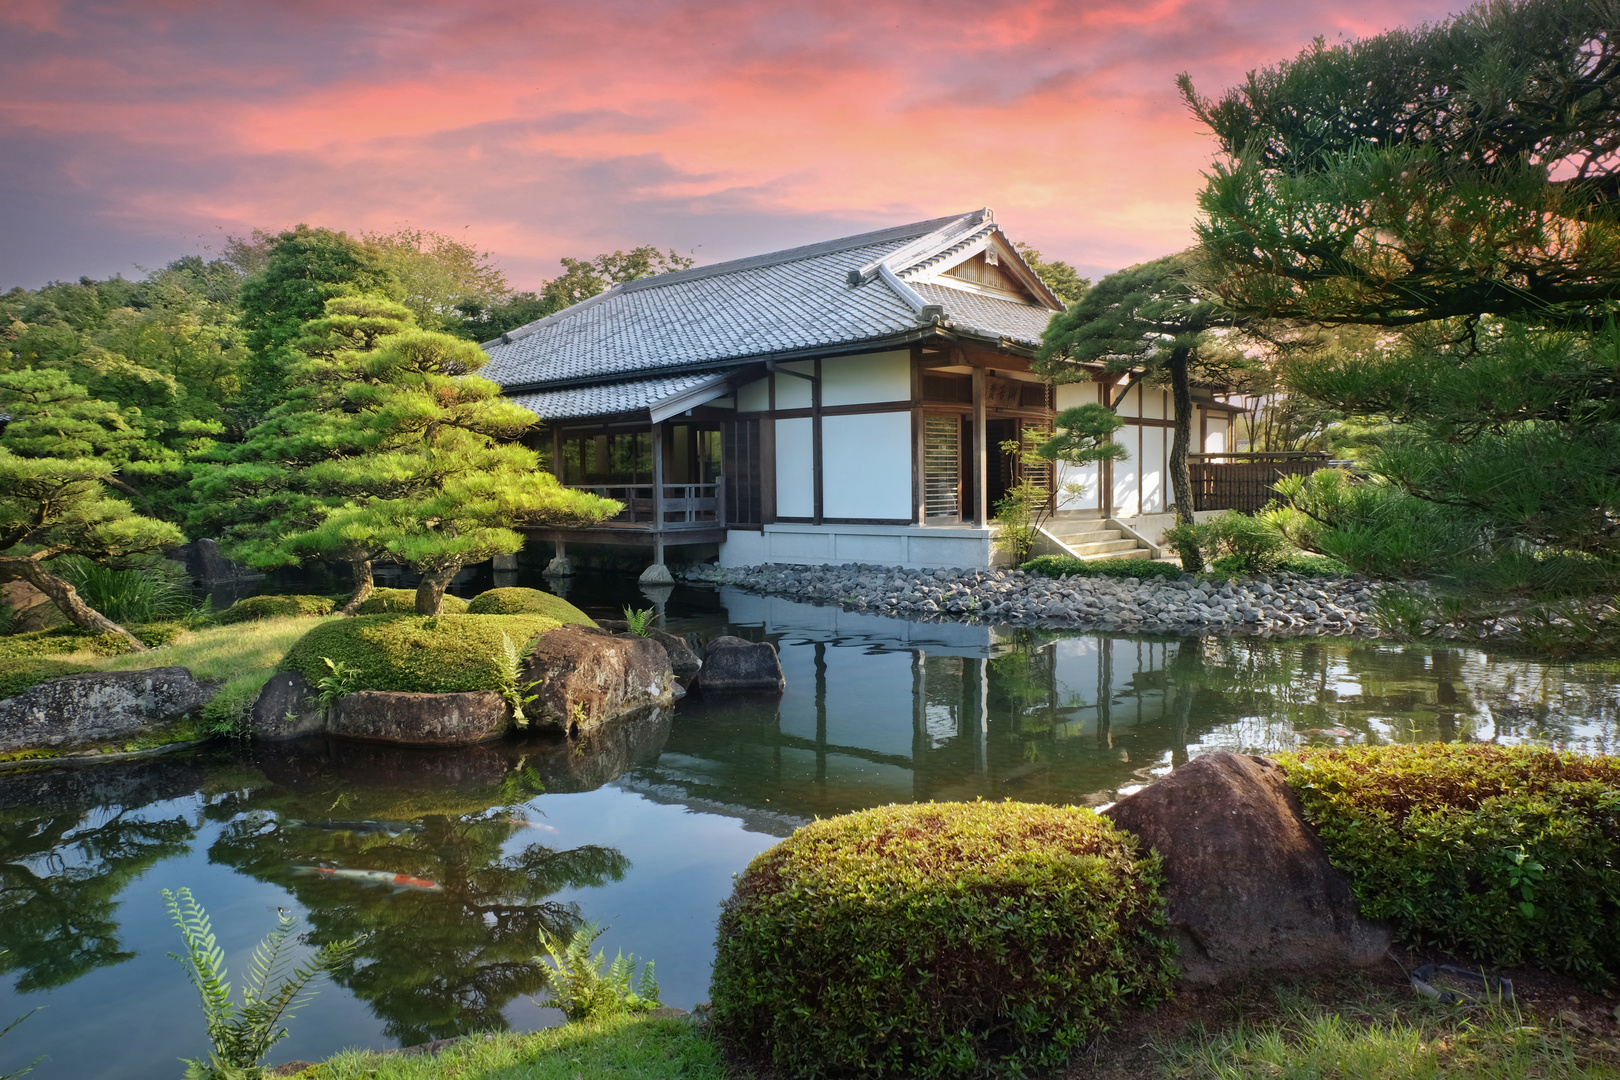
[494,632,541,726]
[621,607,656,637]
[534,921,660,1022]
[313,656,360,706]
[165,888,357,1080]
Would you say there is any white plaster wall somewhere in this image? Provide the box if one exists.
[1141,426,1166,514]
[821,412,912,519]
[737,378,769,412]
[1054,381,1101,509]
[1204,414,1228,453]
[1142,388,1166,420]
[1113,439,1139,517]
[821,350,911,406]
[775,417,814,516]
[774,361,814,409]
[1054,382,1098,410]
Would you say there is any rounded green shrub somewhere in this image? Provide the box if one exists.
[466,586,596,626]
[354,587,469,615]
[1021,554,1185,581]
[710,801,1176,1078]
[217,594,336,623]
[1281,744,1620,986]
[0,657,94,700]
[278,613,560,694]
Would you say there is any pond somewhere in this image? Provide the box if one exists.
[1,574,1616,1079]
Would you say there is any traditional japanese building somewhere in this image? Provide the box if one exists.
[480,209,1240,576]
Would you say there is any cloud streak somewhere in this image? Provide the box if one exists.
[0,0,1461,289]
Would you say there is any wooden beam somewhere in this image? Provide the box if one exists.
[972,366,988,526]
[812,357,823,525]
[651,421,666,532]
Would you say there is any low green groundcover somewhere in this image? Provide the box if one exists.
[1280,744,1620,986]
[279,613,559,694]
[710,800,1176,1078]
[466,586,596,626]
[216,594,336,623]
[0,657,94,700]
[354,588,469,615]
[0,622,182,658]
[1021,554,1186,581]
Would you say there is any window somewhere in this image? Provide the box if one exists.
[924,415,961,522]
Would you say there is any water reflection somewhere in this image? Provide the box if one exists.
[203,740,638,1045]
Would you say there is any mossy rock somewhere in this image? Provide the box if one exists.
[711,800,1177,1077]
[279,613,561,694]
[0,657,95,700]
[217,594,336,623]
[354,587,469,615]
[466,587,596,626]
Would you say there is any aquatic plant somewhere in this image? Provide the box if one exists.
[164,887,357,1080]
[535,922,660,1022]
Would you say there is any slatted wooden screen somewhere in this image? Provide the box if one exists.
[924,414,961,521]
[722,419,763,525]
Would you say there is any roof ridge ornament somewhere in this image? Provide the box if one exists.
[846,209,989,287]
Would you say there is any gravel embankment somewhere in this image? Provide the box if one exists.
[679,562,1383,637]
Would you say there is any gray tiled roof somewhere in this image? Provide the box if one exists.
[911,282,1055,346]
[483,210,1068,421]
[507,370,728,421]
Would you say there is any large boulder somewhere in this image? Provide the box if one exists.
[0,667,209,755]
[1,579,63,633]
[522,626,674,736]
[597,621,703,682]
[328,690,510,746]
[250,672,326,740]
[1103,752,1389,986]
[169,538,262,583]
[698,636,785,693]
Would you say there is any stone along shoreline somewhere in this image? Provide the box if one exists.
[679,563,1383,637]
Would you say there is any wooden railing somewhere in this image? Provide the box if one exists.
[1189,452,1327,513]
[564,478,726,529]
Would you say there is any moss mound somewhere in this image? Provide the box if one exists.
[217,594,336,623]
[0,657,95,700]
[1281,744,1620,986]
[0,622,181,658]
[279,613,560,694]
[354,587,469,615]
[1021,554,1186,580]
[711,800,1176,1078]
[466,587,595,625]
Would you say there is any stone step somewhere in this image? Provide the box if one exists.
[1065,538,1144,557]
[1045,527,1124,545]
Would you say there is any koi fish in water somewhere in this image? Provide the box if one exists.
[291,866,443,892]
[1303,727,1354,739]
[285,818,425,838]
[503,818,560,835]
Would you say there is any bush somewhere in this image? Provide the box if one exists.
[216,594,335,624]
[278,613,560,694]
[353,587,468,615]
[1170,510,1287,574]
[1280,744,1620,986]
[52,555,195,623]
[465,586,595,625]
[0,657,93,700]
[0,622,180,658]
[1021,554,1185,581]
[710,801,1176,1078]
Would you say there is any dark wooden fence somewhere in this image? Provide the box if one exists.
[1189,452,1328,513]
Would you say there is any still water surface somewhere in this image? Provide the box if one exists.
[1,575,1616,1079]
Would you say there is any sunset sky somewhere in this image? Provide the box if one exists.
[1,0,1461,292]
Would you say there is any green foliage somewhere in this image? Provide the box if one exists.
[0,657,93,699]
[0,1000,39,1080]
[1182,0,1620,330]
[465,586,594,625]
[53,555,194,624]
[1264,469,1479,580]
[710,800,1176,1078]
[0,622,179,659]
[216,595,336,624]
[1012,241,1090,306]
[354,588,467,615]
[534,922,661,1022]
[1037,403,1128,468]
[198,672,273,740]
[494,632,540,726]
[314,657,362,706]
[165,886,357,1080]
[1166,511,1288,575]
[279,613,561,695]
[992,425,1062,564]
[1279,744,1620,986]
[620,607,654,637]
[1021,554,1186,581]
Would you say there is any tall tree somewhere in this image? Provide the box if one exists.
[454,245,696,341]
[1013,242,1090,307]
[363,228,511,335]
[1181,0,1620,330]
[1035,255,1246,568]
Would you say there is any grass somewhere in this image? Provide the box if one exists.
[288,1013,726,1079]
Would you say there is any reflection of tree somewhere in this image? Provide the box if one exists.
[208,808,628,1046]
[0,808,193,991]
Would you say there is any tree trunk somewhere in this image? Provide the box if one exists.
[1167,348,1205,572]
[1,555,149,651]
[415,564,461,616]
[339,559,375,617]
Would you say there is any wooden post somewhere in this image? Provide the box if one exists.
[972,367,988,526]
[812,358,824,525]
[651,421,666,531]
[551,427,563,481]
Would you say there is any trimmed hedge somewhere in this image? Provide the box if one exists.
[278,613,560,694]
[216,594,336,623]
[466,586,596,626]
[1021,554,1185,581]
[1280,744,1620,986]
[0,657,94,700]
[711,801,1176,1078]
[354,587,469,615]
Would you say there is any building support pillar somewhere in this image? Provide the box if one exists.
[545,539,573,577]
[972,367,988,526]
[641,423,674,584]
